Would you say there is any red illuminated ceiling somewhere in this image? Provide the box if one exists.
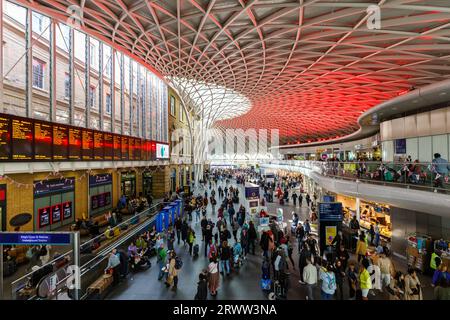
[15,0,450,144]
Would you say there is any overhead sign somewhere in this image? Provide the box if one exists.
[89,173,112,187]
[0,232,71,245]
[34,177,75,197]
[156,143,169,159]
[245,186,260,199]
[318,202,343,221]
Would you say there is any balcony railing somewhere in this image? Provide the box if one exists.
[263,160,450,194]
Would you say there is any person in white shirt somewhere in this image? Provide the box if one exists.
[303,258,318,300]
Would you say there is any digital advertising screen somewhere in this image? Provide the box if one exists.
[93,131,104,160]
[68,127,82,160]
[0,116,10,160]
[11,117,33,160]
[128,137,135,161]
[63,201,72,220]
[51,203,62,224]
[38,206,51,228]
[113,134,121,160]
[121,136,129,161]
[142,140,150,161]
[104,133,113,160]
[34,121,52,160]
[156,143,169,159]
[53,125,69,160]
[134,138,141,161]
[82,129,93,160]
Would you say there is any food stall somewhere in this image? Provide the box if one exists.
[359,201,392,240]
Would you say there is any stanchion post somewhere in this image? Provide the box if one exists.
[73,232,80,300]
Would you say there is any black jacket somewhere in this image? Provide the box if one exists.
[219,246,231,260]
[195,279,208,300]
[248,226,257,240]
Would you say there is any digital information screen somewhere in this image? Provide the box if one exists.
[34,121,52,160]
[51,203,62,224]
[68,128,82,160]
[142,140,149,161]
[63,201,72,220]
[93,131,104,160]
[128,138,135,161]
[104,133,113,160]
[38,206,51,228]
[121,136,129,161]
[11,118,33,160]
[0,116,11,160]
[0,232,71,245]
[53,125,69,160]
[134,138,141,161]
[113,135,121,160]
[82,129,93,160]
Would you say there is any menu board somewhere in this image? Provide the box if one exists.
[134,138,141,161]
[38,206,51,228]
[113,134,121,160]
[11,118,33,160]
[63,201,72,220]
[0,116,11,160]
[51,203,62,224]
[121,136,128,160]
[34,122,52,160]
[68,128,82,160]
[93,131,104,160]
[104,133,113,160]
[128,137,135,161]
[82,129,93,160]
[53,125,69,160]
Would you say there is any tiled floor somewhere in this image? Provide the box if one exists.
[107,180,435,300]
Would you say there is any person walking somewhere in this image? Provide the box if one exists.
[105,249,121,286]
[319,263,336,300]
[181,219,188,246]
[292,192,298,206]
[219,241,231,276]
[166,251,179,291]
[298,193,303,207]
[334,259,345,300]
[157,243,168,281]
[303,257,317,300]
[356,233,368,263]
[207,257,220,296]
[174,217,182,245]
[306,194,311,207]
[347,262,358,300]
[187,227,196,256]
[359,259,372,300]
[404,268,423,300]
[194,272,208,300]
[231,216,239,242]
[248,221,257,255]
[201,216,208,241]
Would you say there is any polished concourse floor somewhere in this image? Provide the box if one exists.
[108,181,434,300]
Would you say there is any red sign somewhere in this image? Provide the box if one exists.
[38,206,51,228]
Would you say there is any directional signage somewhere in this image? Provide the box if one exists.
[318,202,343,221]
[0,232,71,245]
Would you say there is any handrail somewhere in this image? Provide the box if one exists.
[9,200,171,297]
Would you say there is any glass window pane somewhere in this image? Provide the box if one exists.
[55,23,70,124]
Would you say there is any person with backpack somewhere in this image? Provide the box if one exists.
[166,251,180,291]
[187,228,196,256]
[319,262,336,300]
[219,241,231,276]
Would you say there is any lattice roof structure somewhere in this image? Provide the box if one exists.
[15,0,450,145]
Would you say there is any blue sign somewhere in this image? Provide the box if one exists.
[34,178,75,197]
[89,173,112,187]
[323,195,335,202]
[0,233,71,245]
[319,202,343,221]
[245,187,260,199]
[395,139,406,154]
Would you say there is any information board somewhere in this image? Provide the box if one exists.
[63,201,72,220]
[53,125,69,160]
[104,133,113,160]
[128,137,135,161]
[34,121,52,160]
[0,232,71,245]
[0,116,10,160]
[113,134,121,160]
[121,136,128,160]
[34,177,75,197]
[134,138,141,161]
[93,131,104,160]
[323,195,335,202]
[68,127,82,160]
[51,203,62,224]
[82,129,93,160]
[318,202,343,221]
[11,117,33,160]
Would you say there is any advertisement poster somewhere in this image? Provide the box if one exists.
[51,204,62,224]
[325,226,337,245]
[63,202,72,220]
[277,208,283,222]
[39,207,51,228]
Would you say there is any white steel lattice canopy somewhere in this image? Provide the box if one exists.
[15,0,450,145]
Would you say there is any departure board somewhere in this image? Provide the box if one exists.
[128,138,135,161]
[144,140,151,161]
[104,133,113,160]
[53,125,69,160]
[11,118,33,160]
[82,129,93,160]
[34,121,52,160]
[68,127,82,160]
[121,136,128,160]
[93,131,104,160]
[113,134,121,160]
[0,116,11,160]
[134,138,141,161]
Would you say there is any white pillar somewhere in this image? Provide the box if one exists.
[356,197,361,221]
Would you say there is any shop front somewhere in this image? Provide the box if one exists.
[89,173,113,217]
[34,177,75,231]
[121,171,137,198]
[142,171,153,198]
